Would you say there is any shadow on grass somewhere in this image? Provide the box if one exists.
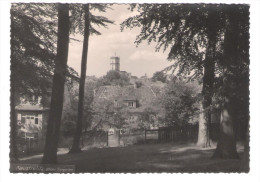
[16,142,245,173]
[141,148,243,173]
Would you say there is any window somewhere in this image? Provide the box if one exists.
[127,116,136,121]
[21,117,26,124]
[128,101,134,107]
[35,117,38,124]
[20,113,41,125]
[20,114,29,124]
[34,114,39,124]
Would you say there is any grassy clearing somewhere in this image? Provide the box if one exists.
[17,142,246,173]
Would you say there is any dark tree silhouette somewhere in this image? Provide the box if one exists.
[69,4,113,153]
[10,3,56,162]
[10,4,78,161]
[70,4,90,153]
[121,4,225,148]
[121,4,249,158]
[42,3,70,164]
[213,5,249,159]
[152,71,167,83]
[97,70,130,87]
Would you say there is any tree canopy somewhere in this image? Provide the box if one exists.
[160,80,200,126]
[151,71,167,83]
[11,3,78,100]
[121,4,225,80]
[97,70,131,87]
[70,4,113,36]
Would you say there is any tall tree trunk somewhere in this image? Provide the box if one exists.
[69,4,90,153]
[197,57,215,148]
[41,4,70,164]
[197,12,216,148]
[212,94,239,158]
[212,7,240,159]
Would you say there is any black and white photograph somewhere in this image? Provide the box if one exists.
[0,0,260,180]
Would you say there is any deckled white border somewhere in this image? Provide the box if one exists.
[0,0,259,181]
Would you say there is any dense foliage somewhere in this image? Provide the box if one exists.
[92,99,128,130]
[11,4,78,100]
[70,4,113,36]
[10,3,77,161]
[160,80,200,126]
[62,78,97,136]
[97,70,131,87]
[151,71,167,83]
[11,4,56,99]
[122,4,249,151]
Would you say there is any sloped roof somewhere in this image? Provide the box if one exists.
[95,85,122,99]
[94,82,165,113]
[95,84,155,101]
[15,104,49,111]
[121,85,138,100]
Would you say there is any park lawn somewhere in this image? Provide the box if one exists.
[17,142,245,173]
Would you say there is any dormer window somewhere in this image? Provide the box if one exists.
[128,101,134,107]
[125,100,136,108]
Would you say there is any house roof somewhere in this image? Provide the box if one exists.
[15,104,49,111]
[95,84,151,100]
[94,81,165,113]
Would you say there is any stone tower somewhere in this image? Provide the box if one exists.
[110,56,120,71]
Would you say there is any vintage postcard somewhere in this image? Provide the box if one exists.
[1,0,260,181]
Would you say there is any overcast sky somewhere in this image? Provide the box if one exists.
[67,4,172,78]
